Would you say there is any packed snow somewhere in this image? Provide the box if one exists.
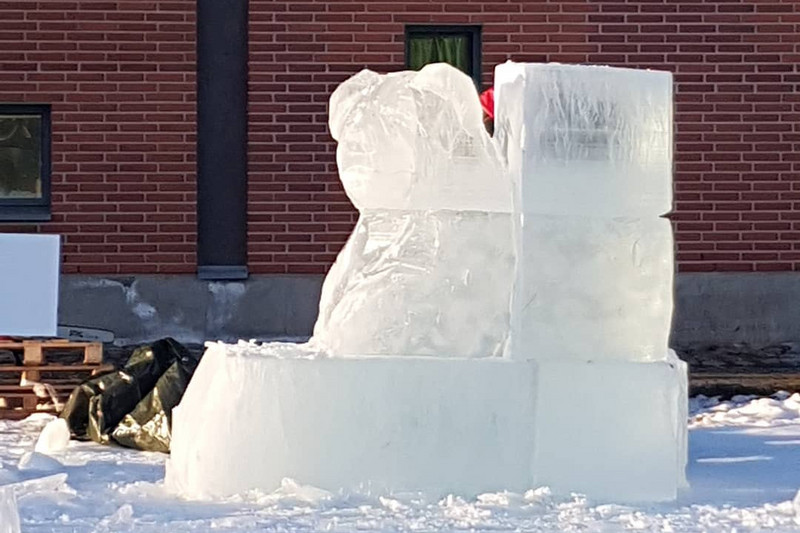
[0,394,799,531]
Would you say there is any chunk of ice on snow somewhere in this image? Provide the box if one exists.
[166,343,537,499]
[34,418,70,455]
[0,487,20,533]
[495,62,673,217]
[532,351,688,502]
[17,451,63,473]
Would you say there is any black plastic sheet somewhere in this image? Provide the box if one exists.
[60,338,199,452]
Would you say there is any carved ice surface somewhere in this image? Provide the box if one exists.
[168,62,687,503]
[315,63,514,358]
[314,211,514,357]
[329,64,511,212]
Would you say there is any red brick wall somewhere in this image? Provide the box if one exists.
[0,0,196,274]
[256,0,800,274]
[3,1,798,275]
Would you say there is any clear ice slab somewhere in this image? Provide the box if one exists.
[532,352,688,502]
[512,215,674,362]
[495,62,673,217]
[166,343,538,499]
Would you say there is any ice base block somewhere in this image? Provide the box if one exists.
[532,353,688,502]
[166,345,538,499]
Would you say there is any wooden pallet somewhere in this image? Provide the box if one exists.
[0,339,110,416]
[690,372,800,397]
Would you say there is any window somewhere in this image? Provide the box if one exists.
[0,104,51,221]
[405,26,482,88]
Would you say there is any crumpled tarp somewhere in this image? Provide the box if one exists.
[60,337,199,453]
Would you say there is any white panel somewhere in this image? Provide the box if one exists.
[0,234,60,336]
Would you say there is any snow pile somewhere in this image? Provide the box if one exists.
[200,339,326,359]
[691,392,800,428]
[34,418,70,455]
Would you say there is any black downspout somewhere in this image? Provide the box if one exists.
[196,0,249,280]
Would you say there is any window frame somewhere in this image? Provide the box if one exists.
[0,104,52,222]
[404,25,483,88]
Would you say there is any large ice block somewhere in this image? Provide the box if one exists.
[512,216,674,361]
[166,343,538,499]
[532,351,688,502]
[314,210,514,358]
[495,62,673,217]
[316,63,514,357]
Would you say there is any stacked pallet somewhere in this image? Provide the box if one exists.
[0,339,111,419]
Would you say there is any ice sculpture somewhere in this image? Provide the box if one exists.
[314,64,514,358]
[167,62,688,503]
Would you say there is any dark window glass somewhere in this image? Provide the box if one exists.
[0,105,51,221]
[405,26,481,87]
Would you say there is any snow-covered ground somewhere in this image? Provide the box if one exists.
[1,393,799,532]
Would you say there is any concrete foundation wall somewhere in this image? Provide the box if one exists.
[59,273,797,347]
[58,275,324,345]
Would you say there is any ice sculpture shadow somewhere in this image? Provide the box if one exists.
[685,427,800,507]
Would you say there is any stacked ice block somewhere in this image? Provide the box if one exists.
[495,62,687,500]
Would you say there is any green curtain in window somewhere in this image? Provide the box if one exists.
[408,34,471,76]
[0,116,41,198]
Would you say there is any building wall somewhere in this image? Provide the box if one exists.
[0,0,197,274]
[2,0,799,275]
[259,0,800,274]
[2,1,799,344]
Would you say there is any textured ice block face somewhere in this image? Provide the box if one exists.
[166,343,538,499]
[316,63,514,357]
[330,63,511,213]
[314,210,515,357]
[532,351,688,502]
[495,62,673,217]
[514,215,674,361]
